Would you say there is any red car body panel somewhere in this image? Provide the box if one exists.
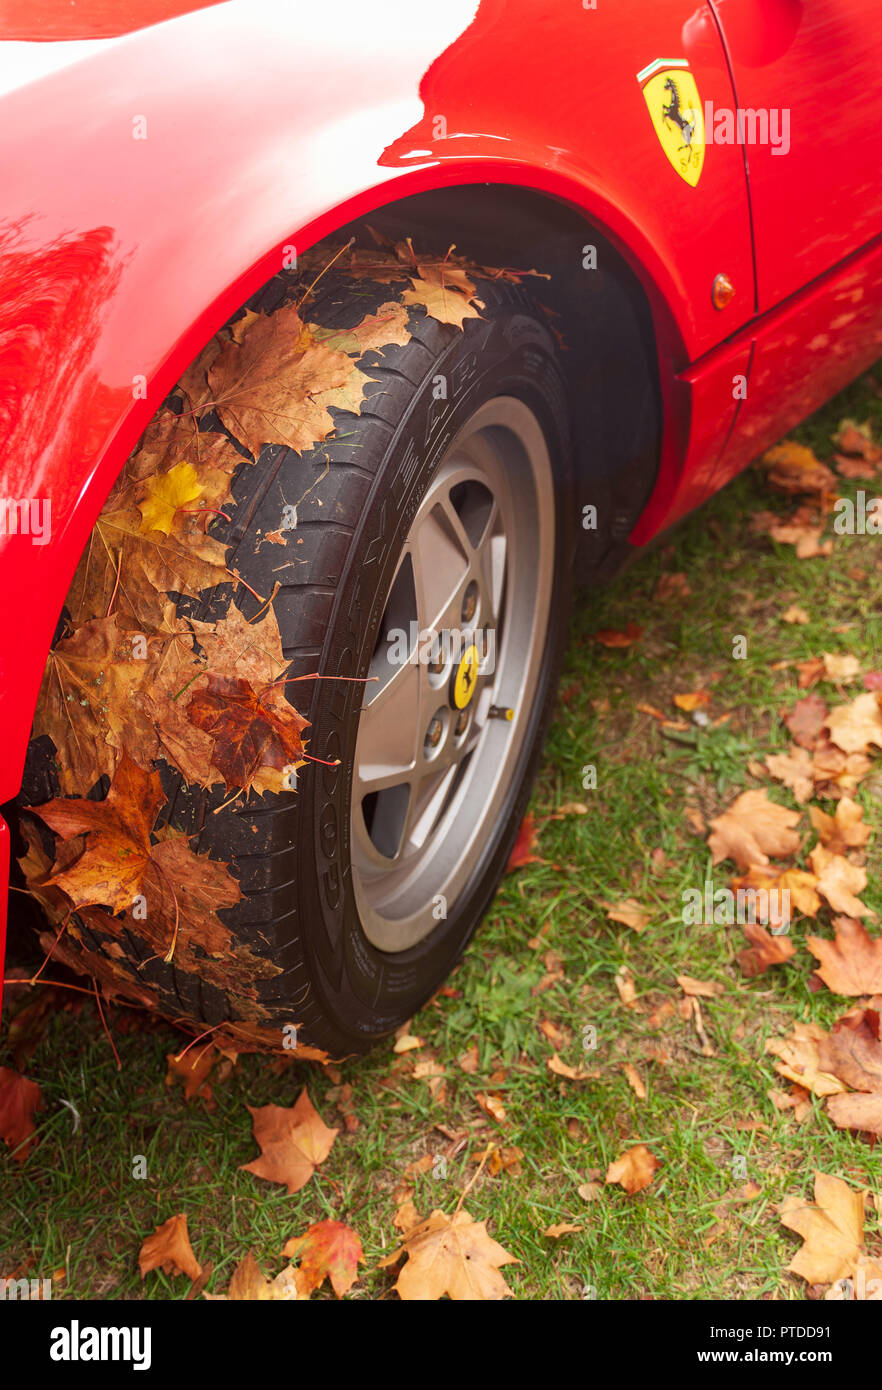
[1,0,881,1004]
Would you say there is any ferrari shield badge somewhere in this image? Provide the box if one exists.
[637,58,704,187]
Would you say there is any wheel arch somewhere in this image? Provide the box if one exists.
[2,174,670,803]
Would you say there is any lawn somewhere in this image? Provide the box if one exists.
[3,362,882,1301]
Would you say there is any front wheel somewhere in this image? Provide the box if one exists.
[24,271,574,1056]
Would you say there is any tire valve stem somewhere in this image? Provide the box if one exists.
[488,704,514,721]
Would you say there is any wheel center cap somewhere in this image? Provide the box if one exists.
[451,642,480,710]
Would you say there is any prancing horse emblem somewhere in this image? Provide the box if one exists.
[637,59,705,187]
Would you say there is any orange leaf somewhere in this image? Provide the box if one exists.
[605,1144,660,1195]
[281,1220,364,1298]
[240,1088,339,1194]
[138,1214,202,1280]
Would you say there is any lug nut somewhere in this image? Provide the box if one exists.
[425,715,444,749]
[461,581,478,624]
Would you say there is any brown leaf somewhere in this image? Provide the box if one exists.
[605,1144,660,1195]
[779,1172,866,1284]
[762,441,837,496]
[241,1088,339,1194]
[0,1067,42,1160]
[808,843,874,918]
[138,1213,202,1280]
[825,691,882,755]
[764,746,814,802]
[31,753,163,913]
[655,572,691,601]
[188,673,309,793]
[592,623,643,648]
[818,1014,882,1093]
[808,916,882,995]
[623,1062,646,1099]
[823,652,861,683]
[825,1092,882,1138]
[785,693,829,748]
[393,1207,517,1300]
[547,1053,599,1082]
[707,789,801,870]
[207,303,365,457]
[402,263,481,329]
[281,1220,364,1298]
[224,1251,307,1301]
[737,922,797,977]
[677,974,724,998]
[810,797,871,854]
[765,1021,847,1097]
[601,898,650,932]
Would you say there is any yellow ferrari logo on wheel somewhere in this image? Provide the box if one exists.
[638,60,704,187]
[452,644,480,709]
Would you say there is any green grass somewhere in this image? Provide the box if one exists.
[4,364,882,1300]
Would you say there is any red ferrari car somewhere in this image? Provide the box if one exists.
[2,0,881,1056]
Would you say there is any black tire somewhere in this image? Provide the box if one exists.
[23,269,574,1056]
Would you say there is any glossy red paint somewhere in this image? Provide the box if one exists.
[0,0,228,40]
[711,0,882,311]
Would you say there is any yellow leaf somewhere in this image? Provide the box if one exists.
[138,462,203,535]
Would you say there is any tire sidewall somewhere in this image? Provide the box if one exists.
[295,302,572,1049]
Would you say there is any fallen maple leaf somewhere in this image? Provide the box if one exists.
[547,1053,599,1082]
[592,623,643,648]
[766,1021,846,1097]
[600,898,650,932]
[0,1067,42,1161]
[605,1144,659,1195]
[138,1213,202,1280]
[138,461,203,535]
[31,752,163,913]
[208,302,364,457]
[241,1088,339,1194]
[707,788,801,870]
[737,922,797,978]
[808,843,874,918]
[762,441,837,496]
[809,797,871,854]
[281,1220,364,1298]
[818,1011,882,1093]
[823,652,861,683]
[506,813,543,871]
[673,690,711,711]
[393,1207,517,1300]
[187,673,309,793]
[780,1172,866,1284]
[765,746,814,802]
[825,1092,882,1139]
[221,1251,306,1301]
[784,693,829,748]
[808,916,882,995]
[825,691,882,755]
[677,974,724,998]
[402,263,482,329]
[655,572,691,600]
